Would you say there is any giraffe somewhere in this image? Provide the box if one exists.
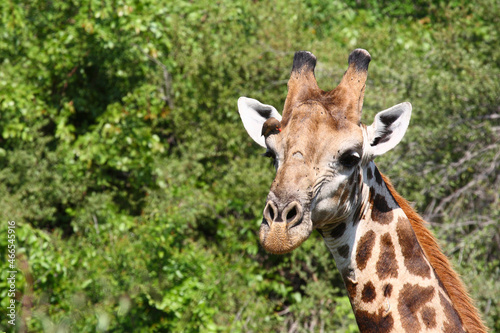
[237,49,488,332]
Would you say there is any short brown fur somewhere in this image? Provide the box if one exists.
[381,173,488,333]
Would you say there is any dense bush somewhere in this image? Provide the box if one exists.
[0,0,498,332]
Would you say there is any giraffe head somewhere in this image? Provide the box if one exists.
[238,50,412,254]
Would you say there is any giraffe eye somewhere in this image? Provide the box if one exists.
[263,149,275,159]
[339,151,361,168]
[263,149,277,166]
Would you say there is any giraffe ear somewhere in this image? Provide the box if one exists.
[238,97,282,148]
[365,102,412,157]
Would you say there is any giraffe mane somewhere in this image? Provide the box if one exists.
[381,173,489,333]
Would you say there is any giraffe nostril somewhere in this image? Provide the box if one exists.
[264,201,279,225]
[283,201,303,228]
[286,206,298,223]
[269,206,275,221]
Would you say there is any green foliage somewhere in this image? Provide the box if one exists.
[0,0,498,332]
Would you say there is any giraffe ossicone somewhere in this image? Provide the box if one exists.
[237,49,488,333]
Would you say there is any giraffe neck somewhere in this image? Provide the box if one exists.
[320,162,466,333]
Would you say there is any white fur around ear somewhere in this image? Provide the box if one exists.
[365,102,412,157]
[238,97,282,148]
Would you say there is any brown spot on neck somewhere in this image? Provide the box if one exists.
[343,269,358,300]
[366,167,373,180]
[440,292,466,332]
[370,193,393,225]
[376,233,398,280]
[356,230,376,271]
[338,244,350,259]
[330,222,347,238]
[374,166,383,184]
[396,217,431,279]
[421,306,437,329]
[398,283,435,333]
[361,281,377,303]
[355,308,394,333]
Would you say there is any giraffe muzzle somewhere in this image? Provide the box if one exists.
[260,199,312,254]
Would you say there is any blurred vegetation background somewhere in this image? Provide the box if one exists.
[0,0,498,332]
